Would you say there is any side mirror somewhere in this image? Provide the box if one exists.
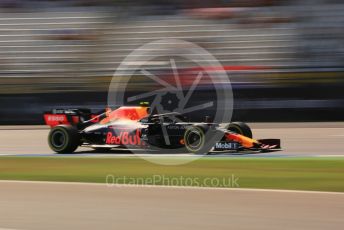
[204,116,211,123]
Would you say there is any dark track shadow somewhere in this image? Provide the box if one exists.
[69,149,267,156]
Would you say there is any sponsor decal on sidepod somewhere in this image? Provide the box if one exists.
[106,129,144,146]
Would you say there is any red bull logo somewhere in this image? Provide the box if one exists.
[105,129,143,146]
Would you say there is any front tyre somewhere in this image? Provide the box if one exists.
[184,126,211,154]
[225,122,252,138]
[48,125,80,153]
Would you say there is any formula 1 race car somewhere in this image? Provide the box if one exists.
[44,104,281,154]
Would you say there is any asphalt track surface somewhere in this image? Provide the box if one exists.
[0,123,344,157]
[0,181,343,230]
[1,124,343,229]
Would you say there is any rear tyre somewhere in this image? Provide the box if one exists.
[48,125,80,153]
[184,125,212,154]
[225,122,252,138]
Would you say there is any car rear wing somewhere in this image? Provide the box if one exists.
[43,108,106,128]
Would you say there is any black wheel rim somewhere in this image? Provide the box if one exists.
[187,130,202,150]
[51,130,66,148]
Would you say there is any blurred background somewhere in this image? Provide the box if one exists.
[1,0,344,124]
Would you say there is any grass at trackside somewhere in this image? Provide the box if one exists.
[0,157,344,192]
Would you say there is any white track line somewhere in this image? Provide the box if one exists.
[316,155,344,157]
[1,180,343,195]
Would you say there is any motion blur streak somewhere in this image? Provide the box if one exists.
[0,0,344,124]
[1,123,344,156]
